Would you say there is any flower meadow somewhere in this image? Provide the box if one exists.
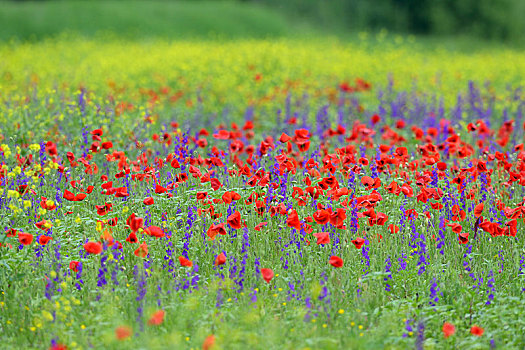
[2,37,525,349]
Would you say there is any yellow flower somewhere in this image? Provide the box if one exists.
[7,190,19,199]
[42,310,54,321]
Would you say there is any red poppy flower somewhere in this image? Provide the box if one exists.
[261,268,274,283]
[458,232,469,244]
[84,241,102,255]
[18,232,33,245]
[470,325,484,336]
[227,211,242,230]
[96,203,112,216]
[144,226,165,238]
[203,335,216,350]
[279,133,291,143]
[6,228,17,237]
[196,191,208,200]
[69,261,81,272]
[313,232,330,245]
[430,202,443,210]
[352,237,365,249]
[254,222,267,231]
[126,213,144,233]
[207,222,227,240]
[214,252,227,266]
[91,128,103,138]
[39,235,53,245]
[210,178,222,191]
[40,197,56,211]
[474,202,484,218]
[115,187,129,197]
[179,256,193,267]
[213,129,230,140]
[63,190,76,201]
[401,183,414,197]
[115,326,132,340]
[154,184,167,194]
[329,208,346,228]
[171,158,180,168]
[442,322,455,338]
[448,223,462,234]
[45,141,58,157]
[126,232,138,244]
[75,193,87,201]
[106,217,118,226]
[329,256,344,268]
[147,310,165,326]
[361,176,374,189]
[35,220,52,231]
[143,197,154,205]
[286,209,301,230]
[388,224,400,234]
[313,209,330,225]
[436,162,447,171]
[359,157,369,166]
[134,242,148,258]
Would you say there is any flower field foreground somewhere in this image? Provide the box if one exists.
[1,38,525,349]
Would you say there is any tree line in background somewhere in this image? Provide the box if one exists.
[250,0,525,42]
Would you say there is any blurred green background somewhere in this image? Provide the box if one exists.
[0,0,524,44]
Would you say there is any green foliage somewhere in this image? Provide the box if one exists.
[429,0,525,42]
[0,0,297,41]
[257,0,525,43]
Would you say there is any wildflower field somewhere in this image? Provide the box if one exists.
[2,30,525,350]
